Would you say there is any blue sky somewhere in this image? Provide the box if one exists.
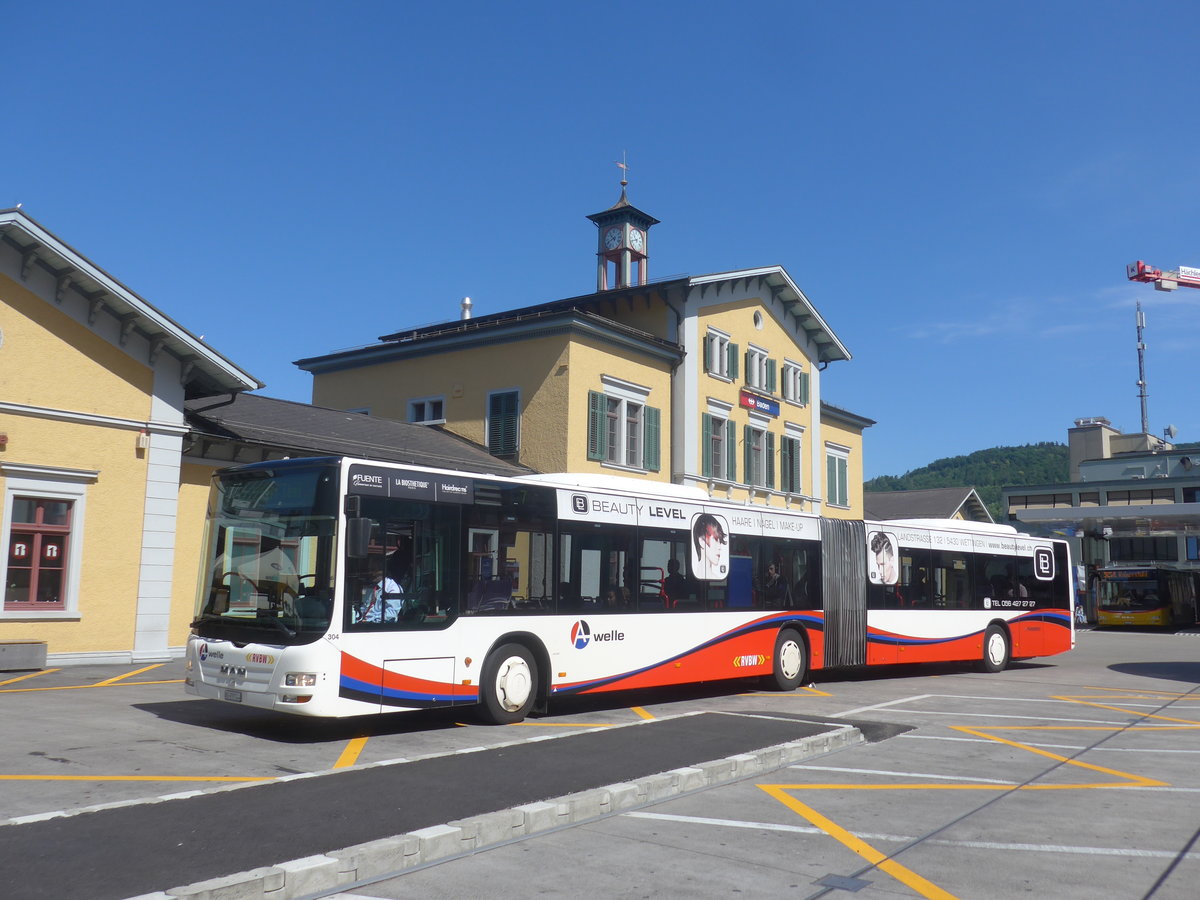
[9,1,1199,479]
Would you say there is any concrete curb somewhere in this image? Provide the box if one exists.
[124,724,861,900]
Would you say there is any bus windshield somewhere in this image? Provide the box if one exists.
[1097,575,1162,611]
[192,462,339,646]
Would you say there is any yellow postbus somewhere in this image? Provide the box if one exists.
[1095,565,1200,628]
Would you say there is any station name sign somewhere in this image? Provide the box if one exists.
[739,389,779,417]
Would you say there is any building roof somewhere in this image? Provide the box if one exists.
[822,401,876,430]
[0,208,262,397]
[184,392,531,476]
[864,487,993,523]
[296,265,850,374]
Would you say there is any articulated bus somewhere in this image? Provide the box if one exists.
[1095,565,1200,628]
[185,457,1075,722]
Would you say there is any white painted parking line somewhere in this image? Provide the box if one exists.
[628,811,825,835]
[894,709,1129,724]
[788,764,1016,785]
[834,695,932,717]
[626,812,1200,859]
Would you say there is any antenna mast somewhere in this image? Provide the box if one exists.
[1135,301,1150,434]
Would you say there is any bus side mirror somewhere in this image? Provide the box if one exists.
[346,517,373,559]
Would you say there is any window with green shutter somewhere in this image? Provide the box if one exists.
[781,435,802,494]
[488,390,519,457]
[644,407,660,471]
[587,391,607,461]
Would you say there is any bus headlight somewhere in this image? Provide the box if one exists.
[285,673,318,687]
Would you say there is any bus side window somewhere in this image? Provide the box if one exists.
[905,546,931,609]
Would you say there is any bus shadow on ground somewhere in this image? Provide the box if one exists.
[131,699,471,743]
[815,659,1053,684]
[1108,661,1200,685]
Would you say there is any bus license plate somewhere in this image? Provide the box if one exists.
[223,689,243,703]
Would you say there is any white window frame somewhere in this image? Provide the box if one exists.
[825,444,850,508]
[408,396,446,425]
[782,360,808,406]
[705,328,731,380]
[0,464,95,620]
[746,423,768,487]
[706,398,734,482]
[746,345,769,391]
[600,375,651,471]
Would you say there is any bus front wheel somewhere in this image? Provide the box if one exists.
[479,643,538,725]
[767,628,807,691]
[979,625,1010,673]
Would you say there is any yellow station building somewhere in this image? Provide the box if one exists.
[0,209,261,664]
[299,189,872,519]
[2,192,873,664]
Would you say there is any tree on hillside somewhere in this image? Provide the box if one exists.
[864,443,1069,520]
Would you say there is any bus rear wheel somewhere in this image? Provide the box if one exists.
[766,628,807,691]
[979,625,1010,673]
[478,643,538,725]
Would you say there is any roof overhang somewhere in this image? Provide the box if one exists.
[0,208,261,396]
[297,306,683,374]
[1013,502,1200,537]
[689,266,851,364]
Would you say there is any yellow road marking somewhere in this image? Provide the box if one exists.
[759,785,959,900]
[756,689,1195,895]
[0,678,184,695]
[94,664,164,686]
[950,726,1169,787]
[1051,696,1200,725]
[333,737,368,768]
[1080,685,1188,697]
[0,669,59,687]
[742,685,834,697]
[632,706,655,720]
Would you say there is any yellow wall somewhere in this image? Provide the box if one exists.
[171,462,216,645]
[0,272,157,655]
[0,414,148,653]
[313,336,573,472]
[1,275,153,416]
[695,298,825,508]
[820,414,865,519]
[563,337,674,480]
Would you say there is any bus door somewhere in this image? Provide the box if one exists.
[1164,571,1198,627]
[821,519,867,667]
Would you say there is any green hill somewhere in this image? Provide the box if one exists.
[865,443,1069,520]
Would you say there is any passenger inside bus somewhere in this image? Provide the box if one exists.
[761,561,792,607]
[663,558,691,604]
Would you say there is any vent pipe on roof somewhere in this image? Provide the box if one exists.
[460,296,473,320]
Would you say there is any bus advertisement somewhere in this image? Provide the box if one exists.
[184,457,1075,722]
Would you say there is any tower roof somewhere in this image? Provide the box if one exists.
[586,186,660,227]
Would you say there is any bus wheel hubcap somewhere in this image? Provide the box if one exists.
[779,641,801,679]
[987,634,1005,666]
[496,657,532,711]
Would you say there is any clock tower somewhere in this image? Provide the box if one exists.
[586,181,659,291]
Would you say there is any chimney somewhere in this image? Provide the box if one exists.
[460,296,473,320]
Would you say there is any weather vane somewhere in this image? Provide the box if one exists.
[615,152,629,187]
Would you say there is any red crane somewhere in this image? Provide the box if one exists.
[1127,260,1200,291]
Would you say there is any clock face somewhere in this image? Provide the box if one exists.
[629,228,644,252]
[604,227,623,251]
